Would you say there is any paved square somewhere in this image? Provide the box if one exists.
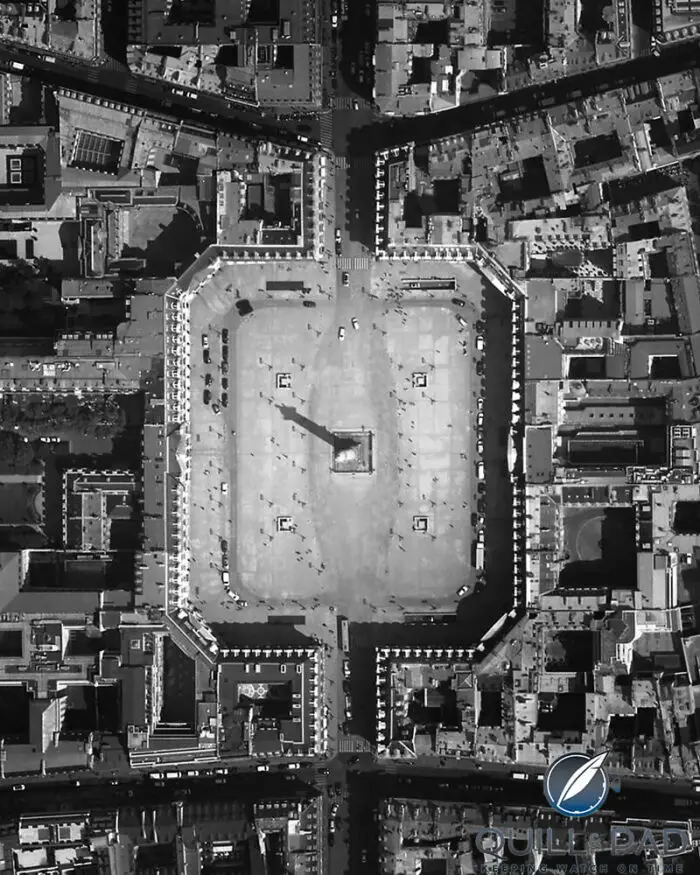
[186,258,485,615]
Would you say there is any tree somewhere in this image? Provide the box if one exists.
[0,259,61,333]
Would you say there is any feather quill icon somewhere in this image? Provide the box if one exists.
[557,751,608,809]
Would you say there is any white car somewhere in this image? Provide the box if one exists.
[12,784,25,791]
[457,583,470,597]
[455,314,468,328]
[476,412,484,427]
[287,763,301,770]
[477,439,484,455]
[331,12,339,27]
[477,397,484,411]
[351,318,359,331]
[352,99,360,110]
[338,326,346,341]
[343,659,350,677]
[172,88,185,96]
[257,765,270,772]
[10,62,24,72]
[476,335,485,351]
[221,482,228,494]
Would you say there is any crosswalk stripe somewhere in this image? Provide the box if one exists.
[337,737,374,753]
[332,96,355,110]
[320,114,333,148]
[336,256,370,270]
[349,157,373,170]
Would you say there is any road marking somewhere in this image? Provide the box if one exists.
[336,256,370,270]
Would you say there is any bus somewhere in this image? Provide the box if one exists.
[339,618,349,652]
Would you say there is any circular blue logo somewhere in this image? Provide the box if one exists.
[544,751,609,818]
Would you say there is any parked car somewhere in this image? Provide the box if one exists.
[303,300,317,308]
[203,349,211,364]
[335,228,342,254]
[475,319,485,332]
[257,765,270,773]
[338,326,346,341]
[455,314,467,328]
[476,361,485,376]
[221,378,229,390]
[212,403,221,414]
[12,784,25,791]
[205,373,213,386]
[476,335,485,351]
[477,396,484,411]
[452,297,466,307]
[343,659,350,677]
[457,583,470,597]
[351,317,359,330]
[203,389,211,405]
[202,334,209,348]
[221,539,229,553]
[222,329,229,344]
[352,98,360,110]
[221,482,229,494]
[222,393,229,407]
[342,272,349,286]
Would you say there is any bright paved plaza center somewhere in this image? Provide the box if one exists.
[187,259,484,615]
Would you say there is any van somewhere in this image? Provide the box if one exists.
[477,461,485,480]
[10,61,25,72]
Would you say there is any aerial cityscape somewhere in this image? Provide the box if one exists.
[0,0,700,873]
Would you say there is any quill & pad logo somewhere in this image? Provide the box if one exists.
[544,750,609,817]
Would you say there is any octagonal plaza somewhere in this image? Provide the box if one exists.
[182,257,485,620]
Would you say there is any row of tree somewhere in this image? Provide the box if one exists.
[0,395,125,440]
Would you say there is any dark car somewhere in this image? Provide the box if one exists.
[475,319,485,332]
[221,361,229,375]
[222,329,229,344]
[205,373,213,386]
[348,755,360,766]
[203,389,211,405]
[476,361,485,376]
[318,767,330,775]
[236,299,253,316]
[471,513,478,527]
[452,297,466,307]
[221,393,229,408]
[303,300,317,308]
[221,539,229,553]
[222,346,229,364]
[203,349,211,364]
[222,378,229,390]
